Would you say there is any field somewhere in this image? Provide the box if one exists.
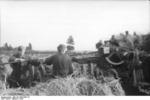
[0,50,126,96]
[0,76,125,96]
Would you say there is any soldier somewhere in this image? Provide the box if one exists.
[8,46,26,87]
[44,44,73,78]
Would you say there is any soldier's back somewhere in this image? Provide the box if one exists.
[52,53,73,77]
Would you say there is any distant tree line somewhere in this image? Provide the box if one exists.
[0,43,13,50]
[0,43,32,51]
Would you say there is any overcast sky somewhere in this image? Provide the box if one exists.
[0,0,149,51]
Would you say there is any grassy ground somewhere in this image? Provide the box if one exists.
[0,76,125,96]
[0,51,146,96]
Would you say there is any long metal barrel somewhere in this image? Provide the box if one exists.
[0,57,47,66]
[0,60,28,65]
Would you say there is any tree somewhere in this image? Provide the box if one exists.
[4,43,9,49]
[8,44,13,50]
[28,43,32,50]
[67,35,74,45]
[66,35,75,51]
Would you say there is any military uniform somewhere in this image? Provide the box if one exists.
[44,53,73,77]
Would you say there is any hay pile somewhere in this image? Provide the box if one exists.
[0,76,125,96]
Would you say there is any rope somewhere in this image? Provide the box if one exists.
[0,57,47,66]
[105,57,124,66]
[0,60,28,66]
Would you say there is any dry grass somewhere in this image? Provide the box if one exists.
[0,76,125,96]
[0,54,125,96]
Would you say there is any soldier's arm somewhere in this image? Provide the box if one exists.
[72,57,80,63]
[43,56,53,65]
[72,56,99,64]
[71,57,87,64]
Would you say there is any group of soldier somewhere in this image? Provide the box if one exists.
[5,44,75,88]
[2,31,140,88]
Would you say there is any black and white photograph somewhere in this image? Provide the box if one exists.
[0,0,150,97]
